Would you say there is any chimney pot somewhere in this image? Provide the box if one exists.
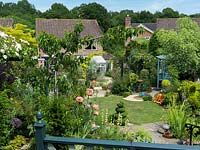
[125,15,131,28]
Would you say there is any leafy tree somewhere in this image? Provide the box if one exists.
[42,3,72,19]
[161,7,179,18]
[36,24,85,96]
[156,17,200,80]
[137,10,156,23]
[71,3,110,32]
[102,26,144,77]
[149,30,164,56]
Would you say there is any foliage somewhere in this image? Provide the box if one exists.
[0,0,41,29]
[163,92,178,106]
[42,3,71,19]
[149,30,164,56]
[2,135,26,150]
[162,79,171,88]
[0,90,14,147]
[110,101,128,126]
[156,18,200,77]
[111,74,130,95]
[161,79,171,92]
[133,129,152,143]
[167,102,189,139]
[127,39,156,86]
[41,92,100,139]
[122,92,131,97]
[71,3,110,32]
[143,95,153,101]
[178,80,200,111]
[36,24,85,96]
[102,25,144,77]
[140,69,151,91]
[129,73,139,92]
[129,73,139,83]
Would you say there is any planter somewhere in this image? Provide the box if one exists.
[162,131,173,138]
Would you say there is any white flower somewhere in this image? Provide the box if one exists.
[15,52,19,56]
[0,49,5,54]
[3,55,7,59]
[15,43,22,51]
[20,39,29,45]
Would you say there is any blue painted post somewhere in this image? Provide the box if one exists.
[34,112,46,150]
[157,58,160,88]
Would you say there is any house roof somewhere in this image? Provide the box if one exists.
[132,23,157,31]
[91,56,106,64]
[0,18,14,27]
[157,18,200,30]
[36,18,102,38]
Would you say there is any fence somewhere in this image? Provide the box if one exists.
[34,112,200,150]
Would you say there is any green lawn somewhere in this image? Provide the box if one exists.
[91,95,166,124]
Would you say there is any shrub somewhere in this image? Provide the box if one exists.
[111,75,130,95]
[162,79,171,88]
[140,69,151,92]
[129,73,139,83]
[110,102,128,126]
[167,102,188,139]
[143,95,152,101]
[2,135,26,150]
[0,90,15,147]
[122,92,130,97]
[178,80,200,111]
[164,92,178,106]
[133,129,152,143]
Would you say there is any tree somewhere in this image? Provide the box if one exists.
[102,26,144,77]
[162,8,179,18]
[156,17,200,80]
[71,3,110,32]
[149,30,164,56]
[36,24,85,96]
[137,10,156,23]
[42,3,72,19]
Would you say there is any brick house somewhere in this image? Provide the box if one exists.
[125,16,200,39]
[36,18,103,57]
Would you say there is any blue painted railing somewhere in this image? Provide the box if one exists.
[34,112,200,150]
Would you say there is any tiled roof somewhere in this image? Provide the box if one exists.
[157,18,200,30]
[36,18,102,38]
[0,18,14,27]
[132,23,157,31]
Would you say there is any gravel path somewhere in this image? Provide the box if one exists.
[126,122,179,144]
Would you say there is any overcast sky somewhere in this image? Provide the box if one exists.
[2,0,200,14]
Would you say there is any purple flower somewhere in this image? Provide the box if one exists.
[11,118,22,128]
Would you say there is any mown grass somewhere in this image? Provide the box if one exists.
[91,95,166,124]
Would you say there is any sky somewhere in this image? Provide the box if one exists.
[1,0,200,15]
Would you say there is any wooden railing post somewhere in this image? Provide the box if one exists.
[34,112,46,150]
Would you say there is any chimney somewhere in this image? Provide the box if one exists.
[125,15,131,28]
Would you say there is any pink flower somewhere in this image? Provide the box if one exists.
[94,111,99,116]
[76,96,84,103]
[87,88,93,96]
[93,104,99,110]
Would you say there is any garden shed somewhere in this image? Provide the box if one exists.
[90,56,107,74]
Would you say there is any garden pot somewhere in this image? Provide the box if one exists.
[162,131,173,138]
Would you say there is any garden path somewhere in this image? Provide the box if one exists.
[126,122,179,144]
